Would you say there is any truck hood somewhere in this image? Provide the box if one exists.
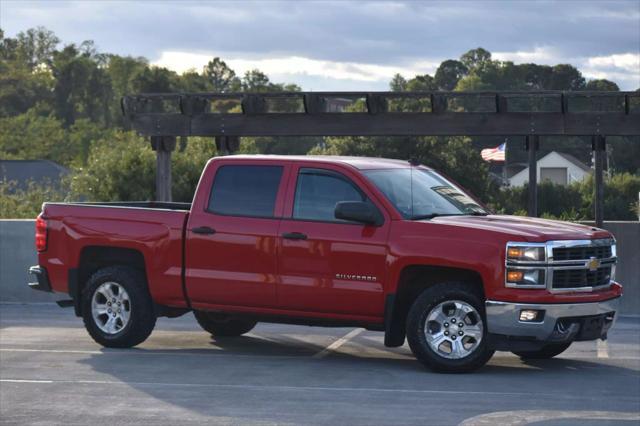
[427,214,611,242]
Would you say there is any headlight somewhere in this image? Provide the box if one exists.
[506,244,546,262]
[506,268,546,288]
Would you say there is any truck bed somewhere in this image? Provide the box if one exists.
[40,201,190,307]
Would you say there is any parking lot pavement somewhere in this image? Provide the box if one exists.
[1,304,638,426]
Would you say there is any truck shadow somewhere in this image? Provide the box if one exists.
[77,336,639,422]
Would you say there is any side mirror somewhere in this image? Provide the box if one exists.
[334,201,381,226]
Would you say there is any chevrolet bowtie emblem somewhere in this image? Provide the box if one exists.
[587,257,600,272]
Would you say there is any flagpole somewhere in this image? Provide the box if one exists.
[503,138,508,186]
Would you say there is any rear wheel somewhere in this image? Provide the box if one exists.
[406,282,494,373]
[194,311,257,337]
[512,342,572,359]
[81,266,156,348]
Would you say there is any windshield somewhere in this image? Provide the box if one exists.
[364,168,488,220]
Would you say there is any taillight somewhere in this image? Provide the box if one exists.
[35,215,47,252]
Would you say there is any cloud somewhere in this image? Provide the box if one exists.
[2,0,639,89]
[493,47,560,64]
[586,53,640,74]
[153,51,439,88]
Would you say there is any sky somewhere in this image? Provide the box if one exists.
[1,0,639,90]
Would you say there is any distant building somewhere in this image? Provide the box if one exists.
[0,160,70,193]
[508,151,591,187]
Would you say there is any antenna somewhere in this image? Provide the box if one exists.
[410,160,415,219]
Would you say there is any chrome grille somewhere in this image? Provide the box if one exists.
[548,238,616,292]
[552,267,612,289]
[552,245,612,261]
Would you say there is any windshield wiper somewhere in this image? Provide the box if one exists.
[410,213,462,220]
[411,212,489,220]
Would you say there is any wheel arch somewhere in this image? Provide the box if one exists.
[69,246,147,316]
[384,265,485,347]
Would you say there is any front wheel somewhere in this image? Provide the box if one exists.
[81,266,156,348]
[406,282,494,373]
[194,311,257,337]
[512,342,572,359]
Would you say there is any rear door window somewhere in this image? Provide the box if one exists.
[208,165,283,218]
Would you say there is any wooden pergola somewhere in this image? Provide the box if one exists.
[122,91,640,227]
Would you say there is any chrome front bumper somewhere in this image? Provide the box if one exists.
[485,297,620,341]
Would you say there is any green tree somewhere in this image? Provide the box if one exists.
[455,74,493,91]
[242,69,272,91]
[0,179,68,219]
[389,73,407,91]
[585,79,619,91]
[434,59,468,90]
[131,66,178,93]
[9,26,59,70]
[51,43,113,126]
[460,48,492,72]
[548,64,586,90]
[0,108,77,164]
[70,131,156,201]
[0,28,56,116]
[406,74,437,91]
[203,57,240,92]
[518,64,553,90]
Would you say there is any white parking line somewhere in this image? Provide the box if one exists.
[459,409,640,426]
[0,348,103,355]
[0,348,300,359]
[313,328,364,359]
[597,340,610,358]
[0,378,542,397]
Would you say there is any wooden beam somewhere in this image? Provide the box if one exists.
[150,136,176,202]
[124,91,640,137]
[129,112,640,137]
[593,135,606,227]
[527,135,539,217]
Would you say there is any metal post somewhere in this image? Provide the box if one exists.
[150,136,176,202]
[526,135,538,217]
[593,135,606,228]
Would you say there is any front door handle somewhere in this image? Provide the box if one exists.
[282,232,307,240]
[191,226,216,235]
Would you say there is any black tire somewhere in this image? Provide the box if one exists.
[194,311,257,337]
[406,282,494,373]
[512,342,572,359]
[81,266,156,348]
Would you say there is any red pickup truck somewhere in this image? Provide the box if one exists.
[30,155,622,372]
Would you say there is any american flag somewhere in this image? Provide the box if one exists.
[481,143,506,162]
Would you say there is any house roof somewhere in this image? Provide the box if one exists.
[0,160,69,191]
[553,152,592,172]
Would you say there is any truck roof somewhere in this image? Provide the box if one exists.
[218,155,412,170]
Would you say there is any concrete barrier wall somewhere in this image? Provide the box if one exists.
[0,220,62,302]
[1,219,638,314]
[585,221,640,315]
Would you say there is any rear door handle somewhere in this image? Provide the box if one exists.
[191,226,216,235]
[282,232,307,240]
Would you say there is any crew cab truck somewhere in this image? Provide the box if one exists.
[29,156,622,372]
